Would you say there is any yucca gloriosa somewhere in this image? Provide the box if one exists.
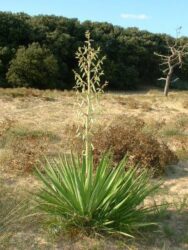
[34,153,159,237]
[33,31,160,238]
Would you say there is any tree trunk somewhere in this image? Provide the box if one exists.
[164,68,173,96]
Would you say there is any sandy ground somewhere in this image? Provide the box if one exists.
[0,88,188,249]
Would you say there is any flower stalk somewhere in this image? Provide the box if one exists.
[73,31,107,168]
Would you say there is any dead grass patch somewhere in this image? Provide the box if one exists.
[0,118,15,137]
[160,114,188,138]
[0,124,60,173]
[0,88,66,101]
[182,100,188,109]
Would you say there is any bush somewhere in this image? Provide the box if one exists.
[68,117,178,176]
[96,127,177,175]
[34,153,160,237]
[6,43,59,89]
[0,126,58,172]
[0,118,15,137]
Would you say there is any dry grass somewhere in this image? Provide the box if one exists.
[0,88,188,249]
[182,100,188,109]
[0,122,61,173]
[117,96,152,111]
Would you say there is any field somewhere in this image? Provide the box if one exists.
[0,88,188,250]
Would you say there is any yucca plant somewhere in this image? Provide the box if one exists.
[34,153,160,237]
[33,31,160,238]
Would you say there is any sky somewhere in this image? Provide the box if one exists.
[0,0,188,37]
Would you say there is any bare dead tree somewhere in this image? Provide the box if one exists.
[155,31,188,96]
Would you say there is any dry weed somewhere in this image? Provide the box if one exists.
[0,125,59,172]
[0,118,15,137]
[119,97,139,109]
[67,116,178,176]
[182,100,188,109]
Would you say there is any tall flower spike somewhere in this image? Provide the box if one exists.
[73,31,107,168]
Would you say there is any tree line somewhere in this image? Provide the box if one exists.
[0,11,188,90]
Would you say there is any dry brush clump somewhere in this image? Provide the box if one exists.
[0,87,42,98]
[182,100,188,109]
[117,97,139,109]
[0,118,15,137]
[6,133,49,172]
[0,124,59,173]
[0,87,61,102]
[93,125,177,176]
[117,97,152,111]
[67,116,178,176]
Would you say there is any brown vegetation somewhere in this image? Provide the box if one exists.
[67,116,178,176]
[0,123,59,172]
[0,89,188,249]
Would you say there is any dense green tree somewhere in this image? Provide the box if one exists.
[0,12,31,47]
[0,46,15,86]
[6,43,59,88]
[0,11,187,90]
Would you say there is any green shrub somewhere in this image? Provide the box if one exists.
[6,43,59,89]
[34,153,160,237]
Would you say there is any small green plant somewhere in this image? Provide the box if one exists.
[161,127,184,137]
[163,224,175,238]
